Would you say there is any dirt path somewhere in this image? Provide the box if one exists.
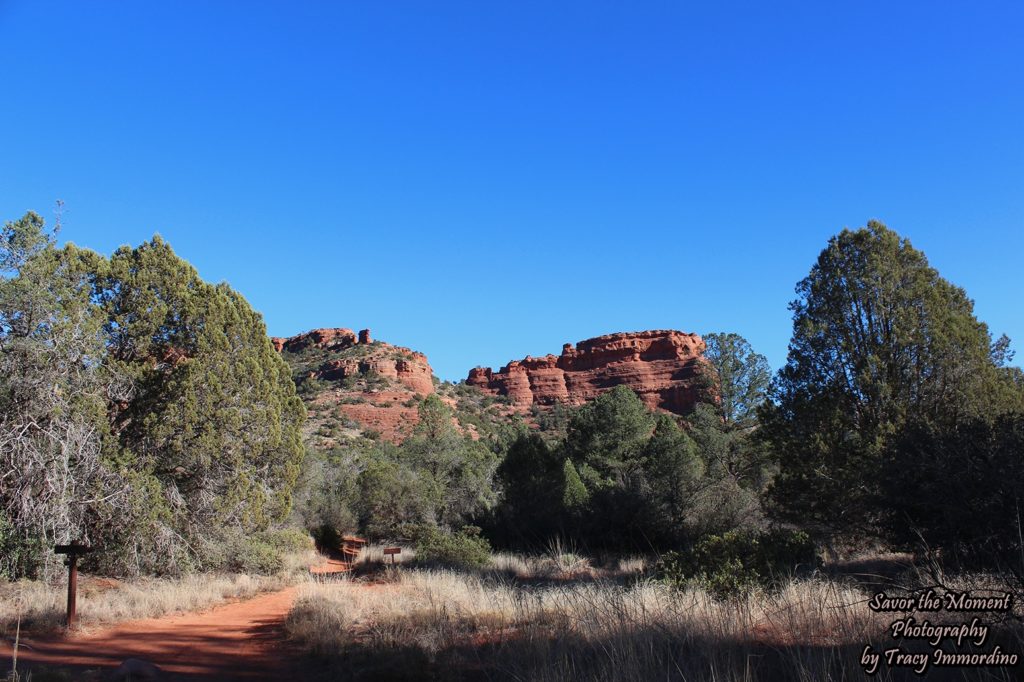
[8,558,349,681]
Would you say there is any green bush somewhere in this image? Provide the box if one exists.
[200,528,287,575]
[656,529,818,598]
[262,527,315,553]
[299,376,325,395]
[415,526,491,569]
[229,537,284,574]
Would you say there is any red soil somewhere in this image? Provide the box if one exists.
[6,560,350,681]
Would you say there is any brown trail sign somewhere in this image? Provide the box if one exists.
[54,541,93,628]
[383,547,401,564]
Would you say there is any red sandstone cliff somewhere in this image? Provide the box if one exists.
[272,328,435,442]
[274,327,434,396]
[467,330,707,415]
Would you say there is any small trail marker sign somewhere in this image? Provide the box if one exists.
[54,541,94,628]
[383,547,401,564]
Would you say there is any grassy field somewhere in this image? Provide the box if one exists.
[287,553,1024,682]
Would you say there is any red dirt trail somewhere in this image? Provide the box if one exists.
[6,558,349,681]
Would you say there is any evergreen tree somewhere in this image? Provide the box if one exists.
[561,458,590,510]
[640,414,704,544]
[1,215,307,576]
[102,238,305,567]
[563,385,655,490]
[402,394,499,527]
[702,332,771,429]
[761,221,1023,543]
[492,433,564,545]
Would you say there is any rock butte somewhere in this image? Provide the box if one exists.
[467,330,707,415]
[272,327,434,396]
[271,328,435,442]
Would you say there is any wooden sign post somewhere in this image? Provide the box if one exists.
[54,541,93,628]
[383,547,401,565]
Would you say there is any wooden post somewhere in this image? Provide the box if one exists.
[66,553,79,625]
[55,542,93,628]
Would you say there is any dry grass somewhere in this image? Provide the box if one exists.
[487,543,646,582]
[0,549,318,634]
[615,555,647,574]
[487,551,597,580]
[286,564,1024,681]
[353,543,416,566]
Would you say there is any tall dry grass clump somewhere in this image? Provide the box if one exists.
[486,544,644,581]
[353,543,416,566]
[290,567,990,681]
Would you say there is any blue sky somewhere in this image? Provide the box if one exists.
[2,2,1021,380]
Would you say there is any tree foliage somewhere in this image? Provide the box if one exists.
[883,414,1024,569]
[761,221,1024,543]
[0,213,305,577]
[702,332,771,429]
[493,386,721,551]
[0,215,121,578]
[348,396,500,539]
[563,385,655,491]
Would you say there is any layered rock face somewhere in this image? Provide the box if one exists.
[274,328,434,395]
[273,328,435,442]
[273,327,359,354]
[467,330,707,414]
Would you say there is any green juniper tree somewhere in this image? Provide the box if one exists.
[101,237,306,570]
[563,385,656,490]
[0,214,306,577]
[639,414,704,544]
[682,333,774,536]
[354,395,500,539]
[760,220,1023,546]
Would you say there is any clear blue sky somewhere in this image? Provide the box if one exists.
[2,2,1021,380]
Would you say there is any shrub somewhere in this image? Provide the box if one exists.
[0,511,45,580]
[299,376,325,395]
[200,527,289,575]
[262,527,315,553]
[228,537,284,575]
[415,526,491,569]
[656,528,818,598]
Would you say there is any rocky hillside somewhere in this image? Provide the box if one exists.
[274,328,436,444]
[467,330,708,415]
[276,327,710,446]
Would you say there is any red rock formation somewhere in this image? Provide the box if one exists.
[274,328,434,395]
[274,327,438,443]
[316,352,434,395]
[324,391,423,443]
[467,330,707,414]
[277,328,358,353]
